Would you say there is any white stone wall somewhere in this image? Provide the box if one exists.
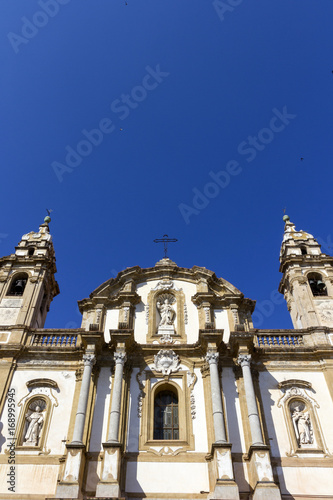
[215,308,230,342]
[125,461,210,494]
[222,367,246,453]
[89,367,113,451]
[104,308,119,342]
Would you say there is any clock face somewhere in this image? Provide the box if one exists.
[315,300,333,323]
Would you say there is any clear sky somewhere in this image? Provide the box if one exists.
[1,0,332,330]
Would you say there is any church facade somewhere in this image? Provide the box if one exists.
[0,216,333,500]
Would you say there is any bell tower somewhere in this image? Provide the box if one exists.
[0,216,59,328]
[279,215,333,329]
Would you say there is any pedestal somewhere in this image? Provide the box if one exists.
[249,446,282,500]
[211,444,240,500]
[55,445,85,499]
[95,443,121,498]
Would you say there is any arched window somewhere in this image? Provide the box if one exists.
[300,246,307,255]
[7,273,28,296]
[308,273,327,297]
[154,389,179,440]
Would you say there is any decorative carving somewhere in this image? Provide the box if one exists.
[152,349,180,376]
[152,280,182,292]
[145,304,149,325]
[83,354,96,367]
[160,333,174,344]
[184,303,188,324]
[114,351,127,365]
[205,352,219,365]
[136,370,146,418]
[291,401,313,446]
[123,306,130,322]
[237,354,251,368]
[231,308,239,325]
[187,371,197,419]
[96,309,102,324]
[147,446,185,456]
[216,449,233,480]
[254,452,273,482]
[203,306,210,323]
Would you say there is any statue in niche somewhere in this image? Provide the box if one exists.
[157,296,175,327]
[291,402,313,446]
[23,403,45,446]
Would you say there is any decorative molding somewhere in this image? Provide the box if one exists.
[184,303,188,325]
[237,354,251,368]
[187,371,197,420]
[136,370,146,418]
[203,306,210,323]
[205,352,219,365]
[114,351,127,365]
[145,304,149,325]
[26,379,58,389]
[159,333,174,344]
[83,354,96,367]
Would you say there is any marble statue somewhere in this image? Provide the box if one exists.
[23,405,44,446]
[157,298,175,326]
[291,405,313,445]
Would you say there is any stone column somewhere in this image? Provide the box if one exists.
[206,352,239,500]
[107,350,127,443]
[237,354,264,446]
[206,352,227,443]
[55,353,96,499]
[237,354,282,500]
[96,350,127,499]
[71,353,96,445]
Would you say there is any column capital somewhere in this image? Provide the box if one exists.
[114,351,127,365]
[205,351,219,365]
[237,353,251,368]
[83,353,96,367]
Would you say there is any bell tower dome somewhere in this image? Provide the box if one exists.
[0,216,59,328]
[279,215,333,329]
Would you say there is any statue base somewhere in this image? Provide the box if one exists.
[157,325,175,336]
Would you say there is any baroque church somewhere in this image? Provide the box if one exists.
[0,215,333,500]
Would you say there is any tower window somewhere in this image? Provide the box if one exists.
[28,248,34,256]
[308,273,327,297]
[154,390,179,440]
[300,246,307,255]
[7,274,28,296]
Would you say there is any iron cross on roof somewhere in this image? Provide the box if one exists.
[154,234,178,259]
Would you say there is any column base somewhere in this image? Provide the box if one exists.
[248,446,281,500]
[211,443,239,500]
[213,480,240,499]
[95,443,122,498]
[54,482,82,499]
[95,482,121,498]
[253,482,282,500]
[54,444,85,499]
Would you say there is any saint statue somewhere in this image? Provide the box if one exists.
[23,405,44,446]
[291,405,313,446]
[157,298,175,326]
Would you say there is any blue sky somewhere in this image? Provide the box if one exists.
[1,0,332,330]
